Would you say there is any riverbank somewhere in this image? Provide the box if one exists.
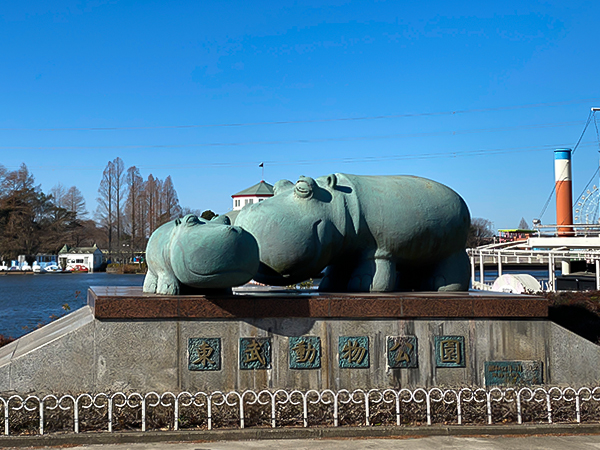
[0,273,145,339]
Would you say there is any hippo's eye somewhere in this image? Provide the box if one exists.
[294,180,312,199]
[185,215,201,226]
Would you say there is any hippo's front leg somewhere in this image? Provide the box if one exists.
[156,271,181,295]
[371,257,397,291]
[348,252,397,292]
[143,270,158,293]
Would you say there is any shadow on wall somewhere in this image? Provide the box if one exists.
[549,304,600,345]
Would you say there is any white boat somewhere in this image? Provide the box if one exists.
[44,264,63,273]
[32,262,46,273]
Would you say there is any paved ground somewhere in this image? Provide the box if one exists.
[4,425,600,449]
[55,435,600,450]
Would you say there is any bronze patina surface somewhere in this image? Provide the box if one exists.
[143,214,259,295]
[235,173,471,292]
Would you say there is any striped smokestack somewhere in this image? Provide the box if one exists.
[554,148,573,236]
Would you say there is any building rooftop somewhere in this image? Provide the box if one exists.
[59,244,100,254]
[232,180,274,197]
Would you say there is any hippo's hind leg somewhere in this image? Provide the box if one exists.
[423,250,470,291]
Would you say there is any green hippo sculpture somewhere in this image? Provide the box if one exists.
[143,214,259,295]
[235,173,471,292]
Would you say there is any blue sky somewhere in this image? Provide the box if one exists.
[1,1,600,230]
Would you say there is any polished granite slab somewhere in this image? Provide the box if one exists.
[88,286,548,319]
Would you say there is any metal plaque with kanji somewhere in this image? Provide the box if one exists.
[339,336,369,368]
[239,337,272,370]
[434,335,465,368]
[387,336,418,368]
[188,338,221,371]
[289,336,321,369]
[485,361,543,386]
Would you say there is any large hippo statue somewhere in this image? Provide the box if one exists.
[235,174,470,292]
[143,214,259,295]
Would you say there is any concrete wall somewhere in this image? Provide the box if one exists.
[0,306,599,393]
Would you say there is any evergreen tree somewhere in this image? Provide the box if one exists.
[518,217,530,230]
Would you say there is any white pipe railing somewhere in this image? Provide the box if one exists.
[467,247,600,292]
[1,386,599,436]
[534,224,600,237]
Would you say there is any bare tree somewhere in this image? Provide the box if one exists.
[97,161,115,256]
[50,183,67,208]
[161,176,181,225]
[96,158,126,259]
[64,186,87,218]
[467,217,494,248]
[144,174,159,237]
[111,157,125,252]
[125,166,144,256]
[1,163,36,194]
[180,206,203,217]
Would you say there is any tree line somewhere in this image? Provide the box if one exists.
[97,157,184,261]
[0,158,188,263]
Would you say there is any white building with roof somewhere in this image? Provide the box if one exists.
[231,180,274,211]
[58,244,103,272]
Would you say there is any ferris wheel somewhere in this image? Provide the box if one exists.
[574,185,600,224]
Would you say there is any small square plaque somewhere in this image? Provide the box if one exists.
[289,336,321,369]
[240,337,272,370]
[387,336,418,368]
[188,338,221,371]
[339,336,369,368]
[485,361,543,386]
[434,335,465,368]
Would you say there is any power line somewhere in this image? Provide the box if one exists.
[0,120,585,151]
[0,98,597,132]
[13,141,597,172]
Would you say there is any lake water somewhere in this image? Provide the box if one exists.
[474,268,561,284]
[0,273,144,338]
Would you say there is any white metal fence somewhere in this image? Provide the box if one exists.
[2,386,600,436]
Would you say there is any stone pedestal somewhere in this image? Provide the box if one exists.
[0,287,598,393]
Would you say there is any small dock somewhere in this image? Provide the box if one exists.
[469,224,600,292]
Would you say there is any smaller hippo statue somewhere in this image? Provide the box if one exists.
[235,173,471,292]
[143,214,259,295]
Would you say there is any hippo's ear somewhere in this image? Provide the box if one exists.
[326,174,337,188]
[274,179,293,195]
[211,215,231,225]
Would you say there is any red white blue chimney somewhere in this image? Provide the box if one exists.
[554,148,573,236]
